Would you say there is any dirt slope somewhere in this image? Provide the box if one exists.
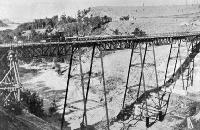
[88,5,200,20]
[87,5,200,35]
[0,107,59,130]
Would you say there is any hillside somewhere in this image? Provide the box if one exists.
[88,5,200,20]
[0,20,8,27]
[0,107,60,130]
[0,19,19,31]
[88,5,200,35]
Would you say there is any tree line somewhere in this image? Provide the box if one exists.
[5,7,112,42]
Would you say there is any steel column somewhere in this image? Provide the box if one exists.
[61,47,74,130]
[100,48,110,130]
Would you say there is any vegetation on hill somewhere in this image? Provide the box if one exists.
[0,90,44,117]
[0,29,14,43]
[112,27,146,36]
[132,27,146,37]
[0,6,150,43]
[1,5,200,43]
[0,89,68,129]
[119,15,130,21]
[8,7,112,42]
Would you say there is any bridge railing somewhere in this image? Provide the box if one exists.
[1,31,200,48]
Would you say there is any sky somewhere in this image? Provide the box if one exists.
[0,0,199,22]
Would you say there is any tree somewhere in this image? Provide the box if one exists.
[60,14,67,24]
[0,29,14,43]
[132,27,146,37]
[51,15,58,27]
[21,90,44,117]
[119,15,129,21]
[47,19,54,28]
[66,16,77,23]
[102,15,112,24]
[30,29,44,42]
[83,17,90,26]
[113,29,120,35]
[90,16,102,29]
[77,10,82,22]
[48,98,58,115]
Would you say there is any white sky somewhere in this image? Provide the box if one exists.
[0,0,199,22]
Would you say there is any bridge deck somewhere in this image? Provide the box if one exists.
[0,31,200,49]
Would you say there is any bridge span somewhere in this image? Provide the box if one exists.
[0,31,200,130]
[0,31,199,58]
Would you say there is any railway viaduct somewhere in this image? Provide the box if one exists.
[0,31,200,129]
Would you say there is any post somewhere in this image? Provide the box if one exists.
[178,40,185,90]
[100,48,110,130]
[79,48,88,128]
[191,42,195,86]
[137,43,149,118]
[152,41,161,108]
[186,41,190,90]
[83,44,96,126]
[164,43,173,86]
[122,44,134,109]
[13,62,20,101]
[172,41,181,87]
[61,47,74,130]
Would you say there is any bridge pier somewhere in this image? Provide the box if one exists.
[117,37,200,128]
[61,46,75,130]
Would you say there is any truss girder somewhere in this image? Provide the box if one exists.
[0,35,199,59]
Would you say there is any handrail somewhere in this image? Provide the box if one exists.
[1,31,200,48]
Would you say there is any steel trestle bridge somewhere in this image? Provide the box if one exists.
[0,31,200,130]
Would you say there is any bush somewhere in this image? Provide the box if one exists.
[0,90,45,118]
[113,29,120,35]
[0,90,22,115]
[48,99,57,115]
[4,101,22,115]
[21,90,45,118]
[120,15,130,21]
[131,28,146,37]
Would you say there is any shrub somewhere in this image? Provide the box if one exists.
[119,15,130,21]
[48,99,58,115]
[21,90,45,117]
[131,28,146,37]
[4,101,22,115]
[0,90,23,115]
[0,90,45,118]
[113,29,120,35]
